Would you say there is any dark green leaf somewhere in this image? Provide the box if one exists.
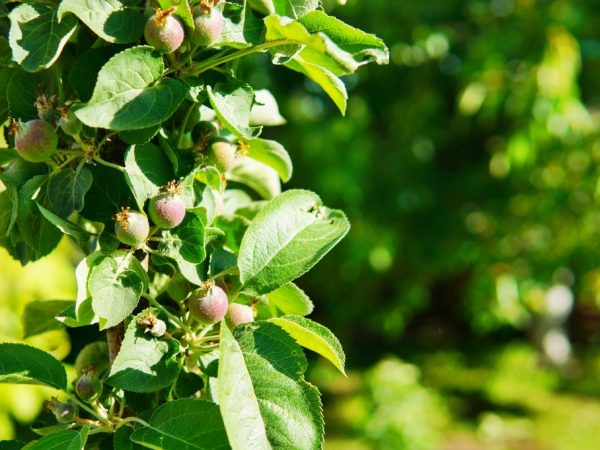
[22,300,74,338]
[130,399,229,449]
[47,167,93,217]
[37,204,93,242]
[107,309,179,392]
[80,164,136,223]
[156,211,206,265]
[118,126,161,145]
[69,46,124,102]
[75,46,187,130]
[8,4,77,72]
[23,428,88,450]
[124,143,175,210]
[0,343,67,390]
[58,0,145,44]
[17,176,63,262]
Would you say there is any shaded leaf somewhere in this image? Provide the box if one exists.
[22,300,74,338]
[47,167,93,217]
[107,309,179,392]
[130,399,229,449]
[0,343,67,390]
[75,46,186,130]
[8,4,77,72]
[58,0,145,44]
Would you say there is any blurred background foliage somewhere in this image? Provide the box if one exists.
[4,0,600,448]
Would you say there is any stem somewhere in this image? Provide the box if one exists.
[49,155,79,175]
[115,416,151,429]
[68,394,110,425]
[177,102,195,149]
[92,155,125,173]
[88,425,114,435]
[189,39,296,76]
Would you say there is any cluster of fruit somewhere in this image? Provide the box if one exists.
[145,1,224,53]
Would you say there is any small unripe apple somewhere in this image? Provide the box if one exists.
[114,207,150,247]
[149,181,186,229]
[189,282,228,324]
[227,303,254,327]
[14,119,58,163]
[75,368,103,402]
[191,4,224,46]
[59,108,83,137]
[145,8,185,54]
[207,139,237,172]
[45,398,77,423]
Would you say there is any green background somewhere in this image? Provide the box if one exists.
[4,0,600,448]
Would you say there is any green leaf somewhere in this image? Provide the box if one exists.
[58,0,145,44]
[130,399,229,449]
[284,57,347,114]
[75,46,186,130]
[7,70,55,121]
[0,69,14,123]
[8,4,77,72]
[269,315,345,375]
[0,343,67,390]
[124,143,175,210]
[299,11,389,66]
[113,426,144,450]
[218,0,263,47]
[220,322,324,449]
[158,0,194,29]
[239,190,350,294]
[245,138,293,182]
[22,300,74,338]
[264,15,357,75]
[107,309,179,392]
[249,0,318,18]
[266,283,313,316]
[118,126,161,145]
[88,251,148,330]
[156,211,206,264]
[36,204,93,243]
[207,80,257,138]
[69,46,124,102]
[80,164,136,223]
[218,324,270,449]
[227,158,281,200]
[249,89,286,126]
[73,252,104,326]
[0,441,24,450]
[17,176,63,262]
[47,167,93,217]
[22,428,88,450]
